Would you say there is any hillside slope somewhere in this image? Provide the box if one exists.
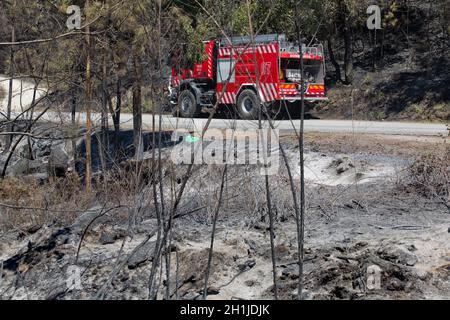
[314,2,449,122]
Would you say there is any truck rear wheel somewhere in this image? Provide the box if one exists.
[236,89,261,120]
[177,90,201,118]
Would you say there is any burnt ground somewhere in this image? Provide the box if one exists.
[0,133,448,300]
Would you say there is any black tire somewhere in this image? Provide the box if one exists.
[177,90,201,118]
[236,89,261,120]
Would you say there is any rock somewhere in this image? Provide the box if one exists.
[26,224,42,235]
[206,286,220,295]
[114,227,129,240]
[99,232,116,245]
[330,286,352,299]
[127,241,155,269]
[237,259,256,272]
[34,140,52,157]
[48,145,69,176]
[28,159,48,173]
[282,265,299,280]
[164,243,179,254]
[70,206,111,235]
[413,269,429,281]
[330,157,354,175]
[7,157,51,177]
[253,223,268,231]
[134,219,157,234]
[120,273,130,282]
[181,291,200,300]
[318,267,340,285]
[378,245,418,267]
[387,278,406,291]
[17,143,33,159]
[3,227,71,272]
[46,287,67,300]
[7,158,30,176]
[243,238,265,256]
[98,228,127,245]
[355,242,369,248]
[304,247,313,254]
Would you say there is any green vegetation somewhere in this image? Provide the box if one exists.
[433,103,449,113]
[411,104,425,116]
[363,73,374,86]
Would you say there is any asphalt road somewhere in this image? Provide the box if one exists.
[0,76,448,137]
[34,112,449,136]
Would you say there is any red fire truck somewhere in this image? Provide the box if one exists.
[169,34,327,120]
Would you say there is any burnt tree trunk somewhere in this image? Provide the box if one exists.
[100,46,109,174]
[343,18,354,84]
[132,52,143,158]
[327,37,341,82]
[110,76,122,159]
[4,0,16,154]
[71,83,77,165]
[84,0,93,191]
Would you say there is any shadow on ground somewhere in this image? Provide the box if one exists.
[75,130,176,176]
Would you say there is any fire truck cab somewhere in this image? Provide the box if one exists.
[169,34,326,120]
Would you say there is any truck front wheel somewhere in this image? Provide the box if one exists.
[177,90,201,118]
[236,89,261,120]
